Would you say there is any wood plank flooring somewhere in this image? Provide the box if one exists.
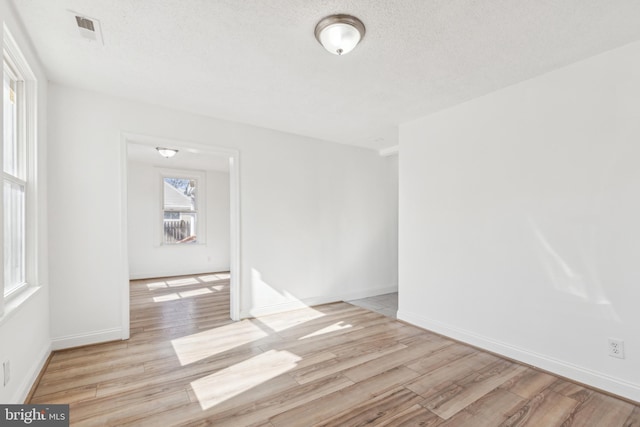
[30,273,639,426]
[348,293,398,319]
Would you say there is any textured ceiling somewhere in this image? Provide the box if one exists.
[12,0,640,151]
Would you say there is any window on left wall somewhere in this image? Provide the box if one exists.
[3,61,25,296]
[3,27,36,300]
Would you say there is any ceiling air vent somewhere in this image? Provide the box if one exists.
[75,16,95,32]
[70,11,104,44]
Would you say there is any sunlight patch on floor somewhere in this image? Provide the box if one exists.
[146,277,201,290]
[199,273,230,282]
[166,278,201,287]
[152,287,213,303]
[171,320,268,365]
[298,321,352,340]
[180,287,213,298]
[256,306,326,332]
[146,281,170,290]
[190,350,301,410]
[152,293,181,302]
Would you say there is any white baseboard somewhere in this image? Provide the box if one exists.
[51,327,123,351]
[342,286,398,301]
[129,267,230,281]
[12,342,51,403]
[242,286,398,318]
[398,310,640,403]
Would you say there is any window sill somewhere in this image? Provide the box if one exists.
[0,285,42,327]
[159,242,207,248]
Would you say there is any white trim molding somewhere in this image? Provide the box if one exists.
[129,268,229,281]
[378,145,398,157]
[242,286,398,319]
[2,23,40,314]
[12,342,50,403]
[121,132,241,321]
[51,327,123,351]
[120,135,131,339]
[157,167,207,246]
[397,310,640,403]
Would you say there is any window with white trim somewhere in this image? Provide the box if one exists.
[162,176,199,244]
[3,27,36,300]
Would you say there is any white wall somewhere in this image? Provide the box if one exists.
[127,162,230,278]
[0,2,50,403]
[399,40,640,401]
[48,83,398,347]
[386,154,398,286]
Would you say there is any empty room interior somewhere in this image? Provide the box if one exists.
[1,0,640,425]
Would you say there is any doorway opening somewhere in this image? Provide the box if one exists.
[120,133,240,339]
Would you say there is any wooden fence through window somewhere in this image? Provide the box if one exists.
[164,219,192,243]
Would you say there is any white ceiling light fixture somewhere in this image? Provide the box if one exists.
[156,147,178,158]
[315,14,365,56]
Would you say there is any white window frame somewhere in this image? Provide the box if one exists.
[3,58,26,298]
[158,168,206,246]
[1,25,38,314]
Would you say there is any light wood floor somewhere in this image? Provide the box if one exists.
[30,274,639,426]
[348,292,398,319]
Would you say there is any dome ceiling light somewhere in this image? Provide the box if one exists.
[314,14,365,56]
[156,147,178,158]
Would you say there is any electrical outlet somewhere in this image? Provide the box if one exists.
[3,360,9,386]
[608,338,625,359]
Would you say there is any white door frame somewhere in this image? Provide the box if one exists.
[119,132,241,339]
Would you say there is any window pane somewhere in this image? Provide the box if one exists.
[4,179,25,295]
[162,177,198,244]
[164,211,180,220]
[163,212,197,244]
[3,68,19,177]
[163,178,196,211]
